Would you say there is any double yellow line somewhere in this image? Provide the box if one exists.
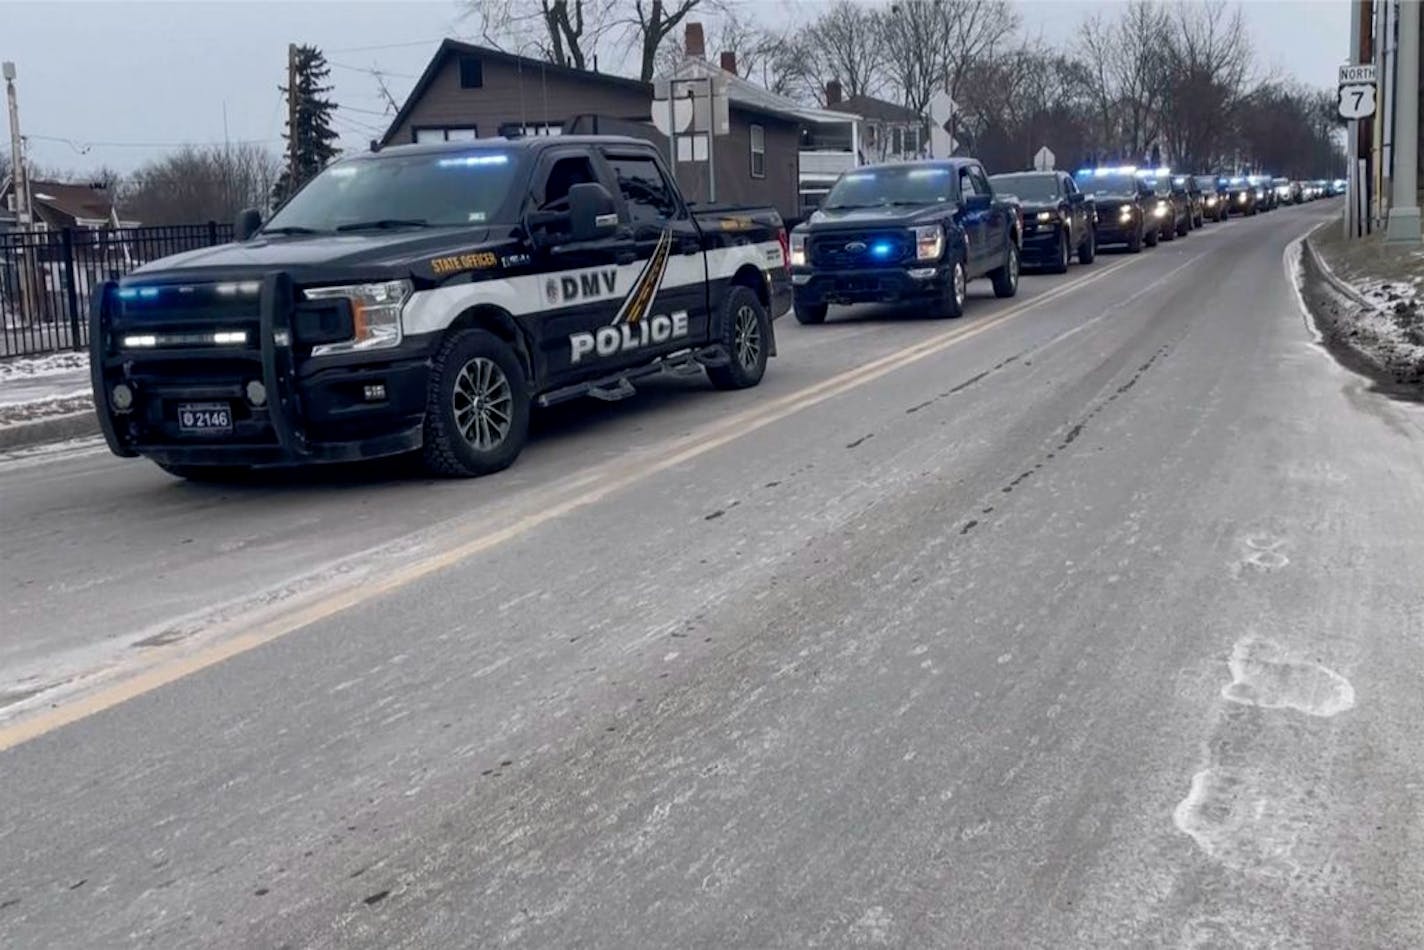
[0,253,1140,752]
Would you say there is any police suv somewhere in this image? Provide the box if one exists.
[91,136,791,478]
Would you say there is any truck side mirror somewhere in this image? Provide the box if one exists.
[963,193,992,213]
[235,208,263,242]
[567,182,619,242]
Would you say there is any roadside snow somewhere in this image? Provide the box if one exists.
[0,351,89,380]
[0,393,93,427]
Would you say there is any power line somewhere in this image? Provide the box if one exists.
[338,103,396,118]
[329,60,418,79]
[326,38,443,54]
[26,133,281,150]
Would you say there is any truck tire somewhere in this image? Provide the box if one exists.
[1049,229,1070,274]
[1145,226,1160,248]
[707,286,771,390]
[1078,227,1096,264]
[422,329,530,477]
[155,463,252,483]
[1128,225,1143,254]
[794,301,828,325]
[990,243,1020,299]
[933,257,967,319]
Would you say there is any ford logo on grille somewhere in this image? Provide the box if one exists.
[844,241,867,253]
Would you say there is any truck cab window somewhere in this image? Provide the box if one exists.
[960,169,979,198]
[607,155,680,226]
[539,156,599,212]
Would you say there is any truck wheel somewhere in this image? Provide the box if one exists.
[1145,226,1159,248]
[933,258,967,319]
[793,301,828,325]
[155,463,252,483]
[1127,226,1143,254]
[1049,230,1070,274]
[990,243,1020,299]
[422,329,529,477]
[707,286,770,390]
[1078,228,1096,264]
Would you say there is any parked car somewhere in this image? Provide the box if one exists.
[789,159,1021,323]
[1074,167,1159,252]
[1195,175,1229,222]
[91,135,791,479]
[988,170,1096,273]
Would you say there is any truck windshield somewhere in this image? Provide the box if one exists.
[823,166,953,209]
[989,175,1058,202]
[1195,176,1217,191]
[263,150,521,233]
[1080,174,1137,197]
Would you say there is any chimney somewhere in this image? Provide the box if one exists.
[720,51,737,74]
[826,80,843,105]
[685,22,705,58]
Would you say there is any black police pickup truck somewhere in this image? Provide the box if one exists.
[1195,175,1229,223]
[91,136,791,479]
[788,159,1020,323]
[989,170,1096,273]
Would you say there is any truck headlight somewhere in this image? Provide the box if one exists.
[790,232,808,268]
[1119,206,1133,221]
[914,224,944,262]
[304,279,411,356]
[1036,211,1054,223]
[1206,196,1218,206]
[1153,202,1168,218]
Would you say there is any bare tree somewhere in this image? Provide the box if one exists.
[1077,1,1171,162]
[799,1,886,103]
[881,1,1016,118]
[1157,1,1252,170]
[122,144,282,225]
[622,0,704,82]
[653,7,782,79]
[464,0,617,70]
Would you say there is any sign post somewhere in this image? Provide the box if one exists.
[1339,61,1378,238]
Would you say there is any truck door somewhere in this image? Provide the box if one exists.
[526,147,634,383]
[600,148,710,362]
[1063,173,1086,241]
[956,166,989,276]
[968,164,1005,262]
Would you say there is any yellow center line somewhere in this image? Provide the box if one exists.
[0,253,1143,752]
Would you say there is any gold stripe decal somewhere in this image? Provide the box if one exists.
[612,228,672,326]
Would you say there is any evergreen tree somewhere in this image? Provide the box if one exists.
[271,44,340,206]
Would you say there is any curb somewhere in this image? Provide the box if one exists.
[0,410,100,451]
[1301,235,1382,313]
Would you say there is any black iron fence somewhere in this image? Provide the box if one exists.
[0,222,233,358]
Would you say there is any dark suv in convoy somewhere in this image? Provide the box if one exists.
[1172,175,1205,230]
[988,170,1096,273]
[1075,168,1159,252]
[1141,172,1189,241]
[1196,175,1229,222]
[1224,176,1258,215]
[790,159,1021,322]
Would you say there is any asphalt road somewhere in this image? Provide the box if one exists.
[2,202,1422,949]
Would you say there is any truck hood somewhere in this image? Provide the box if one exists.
[132,228,496,275]
[805,205,949,230]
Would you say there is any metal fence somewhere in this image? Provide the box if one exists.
[0,222,233,358]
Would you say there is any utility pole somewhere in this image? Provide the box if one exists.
[4,61,37,328]
[1385,0,1421,242]
[286,43,299,184]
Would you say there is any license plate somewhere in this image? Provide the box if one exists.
[177,402,232,434]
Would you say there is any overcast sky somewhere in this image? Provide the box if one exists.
[3,0,1350,177]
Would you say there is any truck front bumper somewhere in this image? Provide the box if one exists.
[791,264,950,307]
[1019,227,1066,266]
[90,275,430,468]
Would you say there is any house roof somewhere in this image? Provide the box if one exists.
[380,39,654,146]
[668,57,857,127]
[827,95,922,125]
[2,178,118,222]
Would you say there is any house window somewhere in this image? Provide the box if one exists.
[459,55,484,89]
[750,124,765,179]
[904,126,920,155]
[413,126,479,143]
[892,127,903,155]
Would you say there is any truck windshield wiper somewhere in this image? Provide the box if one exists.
[824,204,871,210]
[334,218,431,232]
[260,225,323,235]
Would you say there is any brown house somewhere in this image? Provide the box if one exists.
[379,38,803,222]
[0,177,138,230]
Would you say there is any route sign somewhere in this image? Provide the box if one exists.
[1033,146,1055,171]
[1338,63,1376,85]
[1338,83,1377,119]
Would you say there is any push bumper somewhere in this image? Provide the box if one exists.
[90,275,430,468]
[1019,227,1065,266]
[1094,221,1138,245]
[791,264,949,307]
